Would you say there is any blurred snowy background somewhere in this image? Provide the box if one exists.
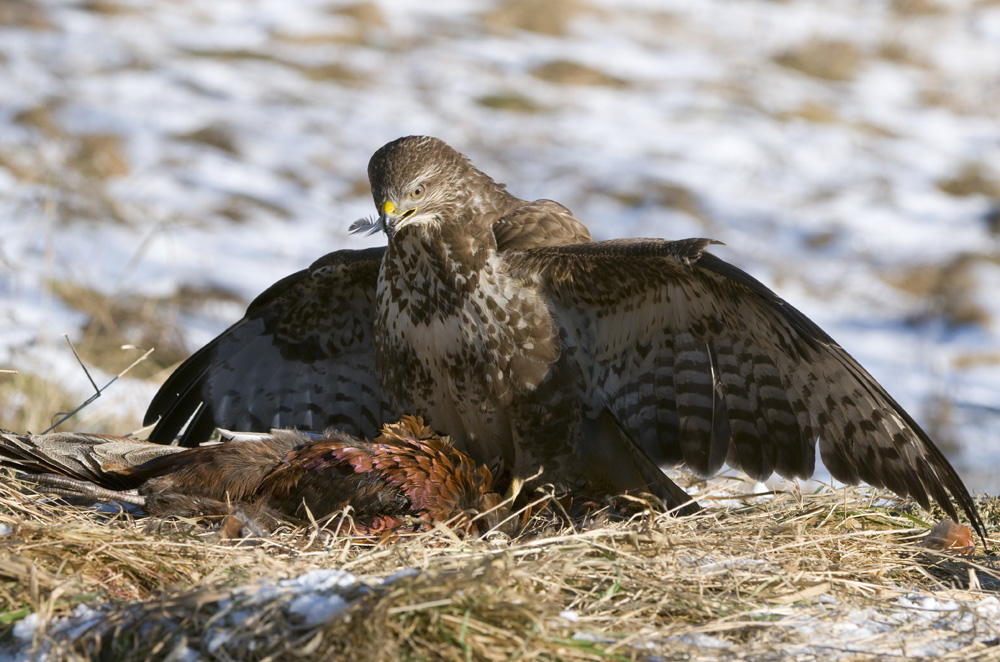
[0,0,998,490]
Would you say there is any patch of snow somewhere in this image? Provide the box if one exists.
[280,568,359,592]
[272,570,357,626]
[287,594,349,627]
[10,613,38,643]
[773,592,1000,658]
[572,631,618,644]
[205,630,231,655]
[635,590,1000,659]
[380,567,420,584]
[167,647,200,662]
[670,633,733,649]
[49,604,106,642]
[0,604,108,662]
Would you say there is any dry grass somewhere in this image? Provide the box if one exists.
[2,471,998,661]
[47,280,243,379]
[68,134,130,180]
[0,372,80,435]
[530,60,627,88]
[890,0,946,15]
[476,93,546,113]
[880,253,993,330]
[774,40,864,82]
[937,162,1000,199]
[175,124,241,156]
[485,0,588,36]
[0,0,52,29]
[877,40,929,68]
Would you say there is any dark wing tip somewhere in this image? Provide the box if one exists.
[144,342,218,446]
[694,252,989,549]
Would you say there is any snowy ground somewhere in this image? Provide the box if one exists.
[2,0,996,484]
[0,1,999,655]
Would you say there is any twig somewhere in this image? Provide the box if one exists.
[43,336,154,434]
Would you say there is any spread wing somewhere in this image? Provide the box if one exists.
[510,238,985,540]
[146,205,592,447]
[145,247,388,445]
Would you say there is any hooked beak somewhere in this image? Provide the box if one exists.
[380,200,417,237]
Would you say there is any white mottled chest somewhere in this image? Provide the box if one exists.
[376,242,510,370]
[375,235,554,404]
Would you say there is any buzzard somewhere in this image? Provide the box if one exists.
[0,417,504,535]
[146,136,986,543]
[145,190,589,445]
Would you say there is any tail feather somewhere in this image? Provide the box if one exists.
[0,430,182,490]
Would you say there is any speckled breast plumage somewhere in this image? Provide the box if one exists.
[373,227,560,474]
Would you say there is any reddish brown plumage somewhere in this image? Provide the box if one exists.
[0,416,505,536]
[920,518,975,555]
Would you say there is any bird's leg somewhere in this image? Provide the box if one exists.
[584,409,702,516]
[503,475,525,505]
[20,473,147,507]
[502,465,547,505]
[501,466,551,529]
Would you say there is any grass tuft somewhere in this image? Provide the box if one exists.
[774,40,863,82]
[1,472,997,661]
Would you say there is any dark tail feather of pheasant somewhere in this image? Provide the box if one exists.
[0,430,181,489]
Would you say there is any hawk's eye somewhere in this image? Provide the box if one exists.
[410,185,425,199]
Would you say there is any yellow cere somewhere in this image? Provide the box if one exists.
[383,201,397,215]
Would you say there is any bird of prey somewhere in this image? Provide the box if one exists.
[145,188,590,445]
[0,417,504,535]
[146,135,986,544]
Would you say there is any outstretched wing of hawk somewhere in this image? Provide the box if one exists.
[144,209,591,446]
[508,238,982,536]
[145,247,388,445]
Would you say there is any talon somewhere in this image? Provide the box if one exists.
[504,476,524,505]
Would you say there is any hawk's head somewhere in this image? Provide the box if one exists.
[367,136,499,237]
